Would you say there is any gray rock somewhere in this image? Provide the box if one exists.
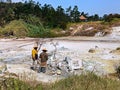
[88,48,95,53]
[59,46,69,51]
[0,50,2,53]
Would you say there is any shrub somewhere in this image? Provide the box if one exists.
[0,78,33,90]
[40,72,120,90]
[0,20,28,37]
[1,73,120,90]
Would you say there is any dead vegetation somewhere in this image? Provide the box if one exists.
[68,22,111,36]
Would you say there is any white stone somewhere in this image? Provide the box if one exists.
[67,59,83,71]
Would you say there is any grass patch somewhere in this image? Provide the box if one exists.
[1,18,120,38]
[45,73,120,90]
[0,20,67,38]
[35,73,120,90]
[0,78,33,90]
[1,73,120,90]
[48,29,68,37]
[0,20,28,38]
[101,18,120,27]
[26,23,50,38]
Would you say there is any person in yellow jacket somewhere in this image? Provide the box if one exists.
[32,45,38,66]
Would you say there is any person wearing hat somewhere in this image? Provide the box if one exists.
[32,44,38,68]
[39,48,48,73]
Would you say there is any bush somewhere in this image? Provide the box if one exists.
[0,20,52,38]
[1,73,120,90]
[0,20,28,37]
[41,72,120,90]
[0,78,33,90]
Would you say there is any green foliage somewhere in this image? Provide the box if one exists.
[1,1,120,38]
[101,18,120,27]
[26,23,50,38]
[70,6,80,22]
[88,14,101,21]
[35,73,120,90]
[48,30,65,38]
[1,73,120,90]
[0,20,28,37]
[0,78,33,90]
[0,20,68,38]
[0,1,88,29]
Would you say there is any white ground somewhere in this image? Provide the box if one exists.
[0,26,120,83]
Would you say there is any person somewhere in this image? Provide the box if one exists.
[39,48,48,73]
[32,44,38,69]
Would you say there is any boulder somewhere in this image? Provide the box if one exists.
[64,57,83,71]
[88,48,96,53]
[56,70,62,75]
[116,47,120,50]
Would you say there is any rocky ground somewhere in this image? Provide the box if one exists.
[0,26,120,83]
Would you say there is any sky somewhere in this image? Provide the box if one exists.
[12,0,120,16]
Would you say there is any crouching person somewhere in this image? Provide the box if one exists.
[39,48,48,73]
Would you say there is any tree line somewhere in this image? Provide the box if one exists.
[0,0,120,29]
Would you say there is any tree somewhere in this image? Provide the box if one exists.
[81,12,88,18]
[103,14,113,22]
[70,6,80,22]
[93,14,99,21]
[5,8,15,22]
[66,6,72,16]
[34,2,42,17]
[55,6,69,29]
[6,0,12,3]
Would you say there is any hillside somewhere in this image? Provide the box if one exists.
[0,20,50,38]
[1,19,120,38]
[0,20,28,37]
[1,2,120,38]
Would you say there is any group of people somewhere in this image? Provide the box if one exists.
[32,44,48,73]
